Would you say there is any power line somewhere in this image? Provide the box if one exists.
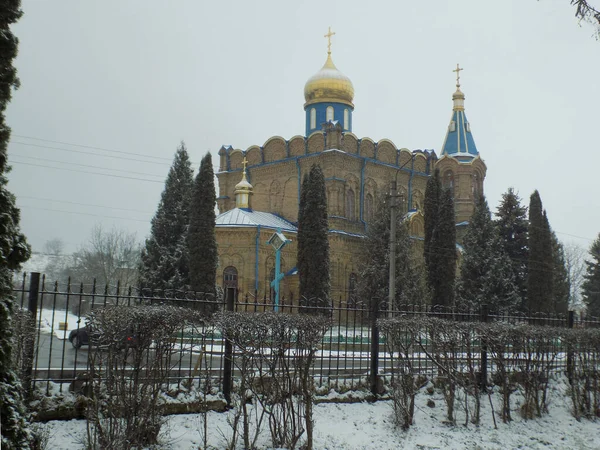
[12,134,173,162]
[9,160,164,183]
[18,195,154,215]
[10,155,165,179]
[10,141,169,166]
[18,205,151,223]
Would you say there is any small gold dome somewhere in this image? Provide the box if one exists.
[304,54,354,109]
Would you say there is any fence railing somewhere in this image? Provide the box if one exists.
[12,272,600,401]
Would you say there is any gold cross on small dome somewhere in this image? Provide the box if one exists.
[324,26,336,54]
[453,63,463,88]
[242,157,248,172]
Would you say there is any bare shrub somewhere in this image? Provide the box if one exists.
[84,305,206,450]
[215,311,329,450]
[379,317,422,430]
[564,328,600,419]
[11,308,36,398]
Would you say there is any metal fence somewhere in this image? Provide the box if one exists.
[12,272,600,399]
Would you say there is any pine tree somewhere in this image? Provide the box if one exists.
[298,164,330,312]
[457,196,519,313]
[188,152,217,299]
[357,196,429,307]
[424,170,456,307]
[582,233,600,318]
[527,191,554,312]
[140,142,193,292]
[494,187,529,310]
[1,1,32,448]
[424,169,441,274]
[550,231,570,315]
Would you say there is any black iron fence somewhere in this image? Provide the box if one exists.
[12,272,600,400]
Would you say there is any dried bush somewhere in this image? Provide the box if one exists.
[563,328,600,419]
[215,311,329,450]
[10,308,36,398]
[379,317,422,430]
[84,305,206,450]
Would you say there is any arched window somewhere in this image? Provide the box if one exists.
[472,172,482,198]
[223,266,238,289]
[365,193,374,223]
[344,109,349,130]
[348,273,358,306]
[346,188,356,221]
[326,106,334,122]
[444,170,454,197]
[310,108,316,130]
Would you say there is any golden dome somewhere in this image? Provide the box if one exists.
[304,53,354,109]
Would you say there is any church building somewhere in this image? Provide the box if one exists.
[214,30,486,304]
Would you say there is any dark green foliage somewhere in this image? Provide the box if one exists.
[582,233,600,318]
[457,196,519,313]
[188,152,217,297]
[357,196,429,307]
[140,142,194,291]
[424,170,456,307]
[495,187,529,309]
[551,232,570,315]
[297,164,330,312]
[0,1,32,448]
[527,191,554,313]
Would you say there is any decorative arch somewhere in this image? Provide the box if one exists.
[365,193,374,223]
[346,188,356,221]
[223,266,238,289]
[443,169,455,197]
[343,133,359,154]
[229,150,244,170]
[263,137,286,162]
[289,135,305,157]
[269,179,283,213]
[245,146,262,166]
[359,138,375,159]
[412,189,424,210]
[326,106,334,122]
[376,140,397,165]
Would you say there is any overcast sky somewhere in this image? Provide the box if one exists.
[6,0,600,254]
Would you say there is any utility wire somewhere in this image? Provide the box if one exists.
[18,195,154,215]
[9,160,164,183]
[10,155,165,178]
[12,134,173,162]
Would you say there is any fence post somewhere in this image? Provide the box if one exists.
[479,304,488,390]
[370,298,380,397]
[222,287,235,406]
[23,272,41,399]
[567,310,575,384]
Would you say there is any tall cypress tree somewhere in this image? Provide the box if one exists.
[527,191,553,312]
[140,142,193,292]
[495,187,529,310]
[424,170,456,307]
[0,1,32,448]
[188,152,217,298]
[550,231,570,315]
[457,196,519,313]
[582,233,600,318]
[297,164,330,312]
[424,169,441,274]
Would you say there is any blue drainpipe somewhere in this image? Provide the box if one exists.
[255,225,261,292]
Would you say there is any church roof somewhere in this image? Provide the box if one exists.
[440,65,479,160]
[215,208,297,233]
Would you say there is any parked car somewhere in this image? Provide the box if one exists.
[68,325,138,349]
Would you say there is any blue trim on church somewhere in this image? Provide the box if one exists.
[304,102,352,136]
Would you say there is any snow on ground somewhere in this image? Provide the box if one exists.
[39,375,600,449]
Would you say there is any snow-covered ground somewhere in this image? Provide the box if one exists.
[37,308,83,340]
[39,375,600,449]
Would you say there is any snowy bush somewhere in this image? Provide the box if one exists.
[84,305,206,449]
[215,311,329,450]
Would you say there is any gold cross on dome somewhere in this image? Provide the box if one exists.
[324,26,336,54]
[453,63,463,88]
[242,157,248,172]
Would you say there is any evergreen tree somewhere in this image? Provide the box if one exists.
[188,152,217,298]
[297,164,330,312]
[424,170,456,307]
[0,1,32,448]
[550,231,570,315]
[457,196,519,313]
[527,191,554,312]
[494,187,529,309]
[140,142,193,292]
[423,169,441,274]
[357,196,429,307]
[582,233,600,318]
